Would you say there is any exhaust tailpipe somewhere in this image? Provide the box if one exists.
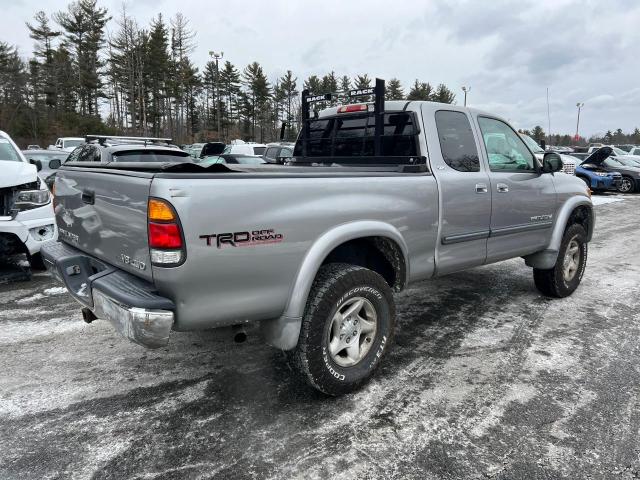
[232,324,247,343]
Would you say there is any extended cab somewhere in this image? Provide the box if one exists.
[42,81,594,395]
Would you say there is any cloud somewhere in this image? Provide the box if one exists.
[1,0,639,136]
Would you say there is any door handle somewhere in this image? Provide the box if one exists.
[81,189,95,205]
[475,183,488,194]
[497,183,509,193]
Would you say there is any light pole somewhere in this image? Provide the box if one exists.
[209,51,224,141]
[461,86,471,107]
[575,102,584,142]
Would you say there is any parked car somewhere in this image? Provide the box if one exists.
[42,80,594,395]
[189,142,225,159]
[197,153,267,166]
[187,143,206,158]
[65,135,191,164]
[48,137,85,152]
[615,144,635,153]
[627,146,640,156]
[573,147,639,192]
[0,130,57,268]
[26,144,41,150]
[223,141,267,156]
[22,149,69,189]
[520,135,576,175]
[263,142,295,163]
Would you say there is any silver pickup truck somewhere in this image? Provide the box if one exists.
[42,81,594,395]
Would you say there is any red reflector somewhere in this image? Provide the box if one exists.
[149,222,182,249]
[337,104,368,113]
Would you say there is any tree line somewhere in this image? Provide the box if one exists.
[0,0,458,148]
[522,125,640,147]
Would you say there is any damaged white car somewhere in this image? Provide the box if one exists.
[0,130,57,268]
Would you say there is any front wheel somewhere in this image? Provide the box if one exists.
[618,176,635,194]
[288,263,395,396]
[533,223,587,298]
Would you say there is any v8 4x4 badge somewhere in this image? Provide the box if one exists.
[200,229,284,249]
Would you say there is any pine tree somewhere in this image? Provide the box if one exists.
[386,78,403,100]
[432,84,456,104]
[243,62,270,142]
[55,0,110,116]
[147,14,170,137]
[219,60,241,138]
[26,11,61,109]
[407,80,433,101]
[278,70,298,139]
[531,126,545,142]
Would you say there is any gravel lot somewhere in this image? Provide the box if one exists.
[1,194,639,480]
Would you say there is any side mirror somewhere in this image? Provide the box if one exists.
[542,152,563,173]
[49,159,62,169]
[30,159,43,172]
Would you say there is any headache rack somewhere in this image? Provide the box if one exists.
[294,78,426,171]
[86,135,174,146]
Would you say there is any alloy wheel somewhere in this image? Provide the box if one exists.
[327,296,377,367]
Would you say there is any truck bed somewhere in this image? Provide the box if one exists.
[53,161,439,330]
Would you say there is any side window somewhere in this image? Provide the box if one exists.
[434,110,480,172]
[66,146,81,162]
[265,147,278,159]
[478,117,536,172]
[77,145,100,162]
[281,147,293,158]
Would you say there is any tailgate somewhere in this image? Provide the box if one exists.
[54,168,153,281]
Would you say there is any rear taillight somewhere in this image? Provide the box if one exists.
[149,223,182,248]
[148,198,185,266]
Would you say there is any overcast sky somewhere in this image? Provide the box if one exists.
[2,0,639,137]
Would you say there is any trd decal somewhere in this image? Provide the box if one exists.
[200,229,284,248]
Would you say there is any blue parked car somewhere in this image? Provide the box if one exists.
[573,147,623,192]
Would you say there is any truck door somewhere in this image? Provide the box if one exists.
[475,116,557,262]
[426,108,492,275]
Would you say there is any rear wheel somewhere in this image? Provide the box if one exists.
[618,176,635,193]
[288,263,395,396]
[533,223,587,298]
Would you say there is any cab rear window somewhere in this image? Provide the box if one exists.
[112,151,191,163]
[295,112,419,157]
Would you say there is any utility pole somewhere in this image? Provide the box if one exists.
[546,87,551,147]
[209,51,224,141]
[575,102,584,142]
[461,86,471,107]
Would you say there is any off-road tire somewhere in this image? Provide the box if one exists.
[618,176,635,194]
[288,263,395,396]
[533,223,587,298]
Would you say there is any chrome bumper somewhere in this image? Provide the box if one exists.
[92,289,174,349]
[41,241,175,349]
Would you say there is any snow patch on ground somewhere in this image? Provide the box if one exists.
[0,316,83,346]
[16,293,46,304]
[43,287,67,295]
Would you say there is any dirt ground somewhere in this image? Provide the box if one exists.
[1,194,639,479]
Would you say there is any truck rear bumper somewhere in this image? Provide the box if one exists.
[41,241,174,349]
